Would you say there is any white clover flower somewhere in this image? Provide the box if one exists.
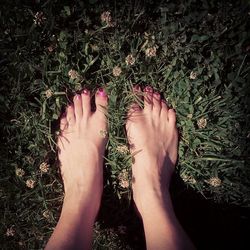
[100,130,108,138]
[206,177,222,187]
[197,117,207,129]
[68,69,80,80]
[39,162,49,173]
[47,44,56,53]
[116,144,129,154]
[33,12,46,26]
[125,54,136,66]
[118,169,130,188]
[26,179,36,189]
[189,71,197,80]
[100,11,115,27]
[45,89,53,98]
[119,179,129,188]
[15,168,25,177]
[42,210,51,219]
[181,173,197,185]
[145,46,158,57]
[112,66,122,77]
[6,227,15,237]
[101,11,112,23]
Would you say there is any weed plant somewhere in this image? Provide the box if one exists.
[0,0,250,248]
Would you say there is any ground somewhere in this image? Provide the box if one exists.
[0,0,250,249]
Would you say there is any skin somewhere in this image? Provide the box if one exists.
[46,88,108,250]
[46,86,195,250]
[126,86,195,250]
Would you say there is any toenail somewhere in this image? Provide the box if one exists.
[82,89,89,94]
[97,88,107,97]
[74,94,81,100]
[144,86,153,93]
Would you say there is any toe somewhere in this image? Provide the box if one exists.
[66,104,75,125]
[81,89,91,117]
[126,102,142,126]
[60,115,68,131]
[152,92,161,113]
[143,86,153,111]
[168,109,176,125]
[73,94,83,120]
[160,100,169,119]
[95,88,108,119]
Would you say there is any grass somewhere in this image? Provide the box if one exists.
[0,0,250,248]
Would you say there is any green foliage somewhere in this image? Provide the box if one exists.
[0,0,249,248]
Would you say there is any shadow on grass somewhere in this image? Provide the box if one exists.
[97,170,250,250]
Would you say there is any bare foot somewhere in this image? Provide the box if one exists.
[58,88,108,208]
[126,85,178,213]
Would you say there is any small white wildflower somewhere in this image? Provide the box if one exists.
[100,11,115,27]
[15,168,25,177]
[125,54,136,66]
[116,145,129,154]
[187,113,193,119]
[181,174,197,185]
[235,122,240,129]
[26,179,36,189]
[118,169,130,188]
[47,44,56,53]
[145,46,158,57]
[100,130,108,138]
[206,177,222,187]
[112,66,122,77]
[101,11,112,23]
[189,71,197,80]
[42,210,52,219]
[39,162,49,173]
[119,179,129,188]
[33,12,46,26]
[45,89,53,98]
[68,69,80,80]
[6,227,15,237]
[197,117,207,129]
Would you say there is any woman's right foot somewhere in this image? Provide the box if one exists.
[125,86,178,213]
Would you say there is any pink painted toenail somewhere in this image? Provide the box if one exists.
[97,88,107,97]
[82,89,89,94]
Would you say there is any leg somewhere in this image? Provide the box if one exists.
[46,88,108,250]
[126,86,195,250]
